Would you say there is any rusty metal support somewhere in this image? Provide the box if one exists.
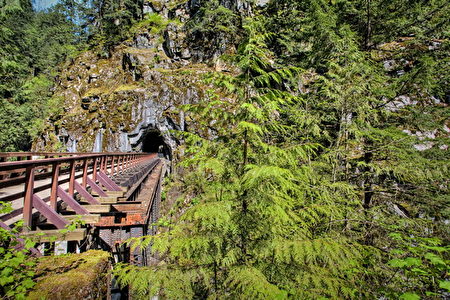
[111,156,115,176]
[104,156,108,175]
[119,155,122,173]
[102,156,107,173]
[97,171,122,191]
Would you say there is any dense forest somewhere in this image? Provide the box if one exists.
[0,0,449,299]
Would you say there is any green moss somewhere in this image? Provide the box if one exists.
[114,84,140,92]
[167,0,188,10]
[124,47,157,55]
[28,250,110,300]
[82,87,108,97]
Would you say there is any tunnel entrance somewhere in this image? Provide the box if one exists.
[142,129,171,160]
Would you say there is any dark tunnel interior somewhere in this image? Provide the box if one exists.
[142,129,171,160]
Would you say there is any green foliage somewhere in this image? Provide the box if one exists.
[187,0,239,36]
[113,0,449,298]
[129,12,170,36]
[115,16,369,299]
[0,203,36,299]
[0,0,448,298]
[0,0,83,151]
[383,234,450,298]
[86,0,143,50]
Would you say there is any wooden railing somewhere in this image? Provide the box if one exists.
[0,152,156,229]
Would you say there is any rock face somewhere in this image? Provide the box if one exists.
[27,250,110,300]
[35,0,256,157]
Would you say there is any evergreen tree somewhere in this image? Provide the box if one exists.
[0,0,83,151]
[116,16,368,299]
[116,1,449,298]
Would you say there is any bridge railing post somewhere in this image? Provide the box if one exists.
[111,156,115,176]
[103,156,108,174]
[93,157,98,182]
[68,160,76,197]
[103,155,108,175]
[50,162,60,210]
[99,156,104,174]
[23,166,35,230]
[82,158,88,188]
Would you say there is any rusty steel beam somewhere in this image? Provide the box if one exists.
[68,161,76,197]
[82,159,88,188]
[0,153,155,171]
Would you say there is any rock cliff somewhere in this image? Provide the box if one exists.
[35,0,263,157]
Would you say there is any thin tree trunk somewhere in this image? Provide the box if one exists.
[365,0,372,50]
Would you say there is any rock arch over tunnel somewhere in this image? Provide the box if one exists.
[142,129,171,160]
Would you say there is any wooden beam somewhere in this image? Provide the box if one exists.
[74,181,100,205]
[97,171,122,191]
[86,177,108,197]
[33,195,69,229]
[64,215,101,224]
[21,228,87,242]
[50,162,59,210]
[57,187,90,215]
[65,205,111,214]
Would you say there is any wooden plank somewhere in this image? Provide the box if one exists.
[65,205,111,214]
[95,197,119,203]
[21,228,87,242]
[111,204,142,212]
[64,215,101,224]
[105,191,125,197]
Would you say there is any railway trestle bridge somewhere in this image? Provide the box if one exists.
[0,152,165,266]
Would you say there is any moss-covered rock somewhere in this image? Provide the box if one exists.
[28,250,110,300]
[33,4,237,154]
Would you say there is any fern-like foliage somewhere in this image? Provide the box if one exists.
[114,14,371,300]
